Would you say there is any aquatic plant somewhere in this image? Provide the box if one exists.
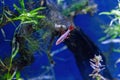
[62,0,88,16]
[0,43,23,80]
[99,0,120,52]
[5,39,21,80]
[89,55,107,80]
[0,1,16,28]
[0,0,45,29]
[0,0,47,79]
[62,0,97,17]
[13,0,45,24]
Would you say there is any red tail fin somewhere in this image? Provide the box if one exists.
[69,25,74,31]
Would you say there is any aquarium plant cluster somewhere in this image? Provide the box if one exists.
[0,0,47,79]
[99,0,120,53]
[0,0,119,80]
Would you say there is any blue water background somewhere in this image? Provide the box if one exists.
[0,0,120,80]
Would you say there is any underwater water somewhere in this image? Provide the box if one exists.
[0,0,120,80]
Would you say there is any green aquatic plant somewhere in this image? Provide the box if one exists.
[6,40,19,80]
[100,11,120,38]
[99,24,120,41]
[0,1,56,79]
[0,43,23,80]
[62,0,97,17]
[96,76,101,80]
[0,39,21,80]
[99,0,120,53]
[0,0,16,28]
[0,0,46,79]
[99,1,120,40]
[62,0,88,16]
[12,0,45,24]
[0,0,45,28]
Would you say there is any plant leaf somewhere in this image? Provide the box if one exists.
[99,12,112,15]
[12,42,19,59]
[12,17,21,21]
[13,4,21,14]
[114,49,120,53]
[19,0,25,12]
[16,72,20,79]
[0,59,6,67]
[37,15,46,18]
[30,7,46,13]
[111,34,117,39]
[99,37,107,41]
[9,68,17,80]
[1,28,6,39]
[21,20,37,24]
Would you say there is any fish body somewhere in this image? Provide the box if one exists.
[56,25,74,45]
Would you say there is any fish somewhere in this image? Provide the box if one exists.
[56,25,74,45]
